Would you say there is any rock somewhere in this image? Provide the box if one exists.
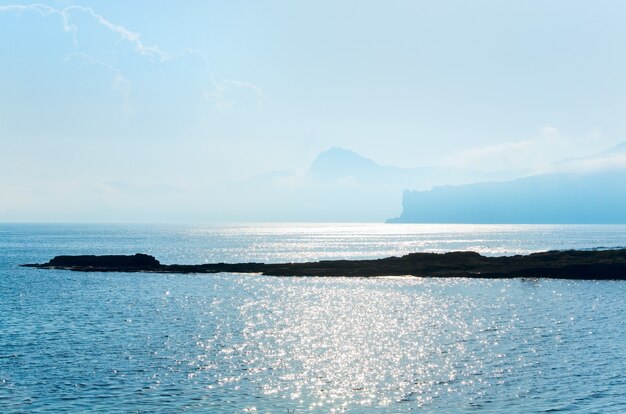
[37,253,160,270]
[21,249,626,279]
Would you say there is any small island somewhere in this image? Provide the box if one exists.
[22,249,626,279]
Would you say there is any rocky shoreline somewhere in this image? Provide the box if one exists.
[21,249,626,279]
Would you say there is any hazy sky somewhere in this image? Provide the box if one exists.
[1,1,626,220]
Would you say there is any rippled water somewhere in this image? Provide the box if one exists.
[1,223,626,412]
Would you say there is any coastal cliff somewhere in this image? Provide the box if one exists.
[388,169,626,224]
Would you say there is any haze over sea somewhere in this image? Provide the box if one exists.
[1,223,625,413]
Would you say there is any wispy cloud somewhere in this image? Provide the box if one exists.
[66,52,134,113]
[0,3,77,39]
[558,155,626,174]
[555,138,626,174]
[206,79,264,110]
[445,126,626,175]
[445,126,571,173]
[0,3,169,59]
[0,3,262,108]
[446,125,608,174]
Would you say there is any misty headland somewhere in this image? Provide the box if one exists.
[9,142,625,224]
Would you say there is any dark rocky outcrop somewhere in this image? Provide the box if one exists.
[29,253,160,271]
[22,249,626,279]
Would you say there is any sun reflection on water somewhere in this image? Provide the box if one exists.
[197,276,531,411]
[4,224,626,412]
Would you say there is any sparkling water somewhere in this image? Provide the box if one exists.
[1,223,625,412]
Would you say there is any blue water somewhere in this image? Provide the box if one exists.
[1,223,625,413]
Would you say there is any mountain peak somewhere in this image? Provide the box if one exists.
[317,147,376,161]
[309,147,381,182]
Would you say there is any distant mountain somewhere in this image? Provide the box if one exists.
[15,144,626,223]
[388,168,626,224]
[556,141,626,172]
[308,147,514,188]
[309,147,382,182]
[203,147,522,221]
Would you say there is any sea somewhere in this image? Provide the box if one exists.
[1,223,625,413]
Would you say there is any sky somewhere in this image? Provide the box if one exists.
[1,1,626,221]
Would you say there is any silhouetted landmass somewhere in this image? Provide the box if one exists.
[22,249,626,279]
[389,169,626,223]
[42,253,161,271]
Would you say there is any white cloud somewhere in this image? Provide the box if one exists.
[0,3,261,110]
[0,3,79,48]
[559,155,626,174]
[443,126,624,174]
[0,3,168,59]
[445,126,566,173]
[205,79,264,110]
[66,52,134,113]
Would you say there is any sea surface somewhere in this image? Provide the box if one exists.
[1,223,625,413]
